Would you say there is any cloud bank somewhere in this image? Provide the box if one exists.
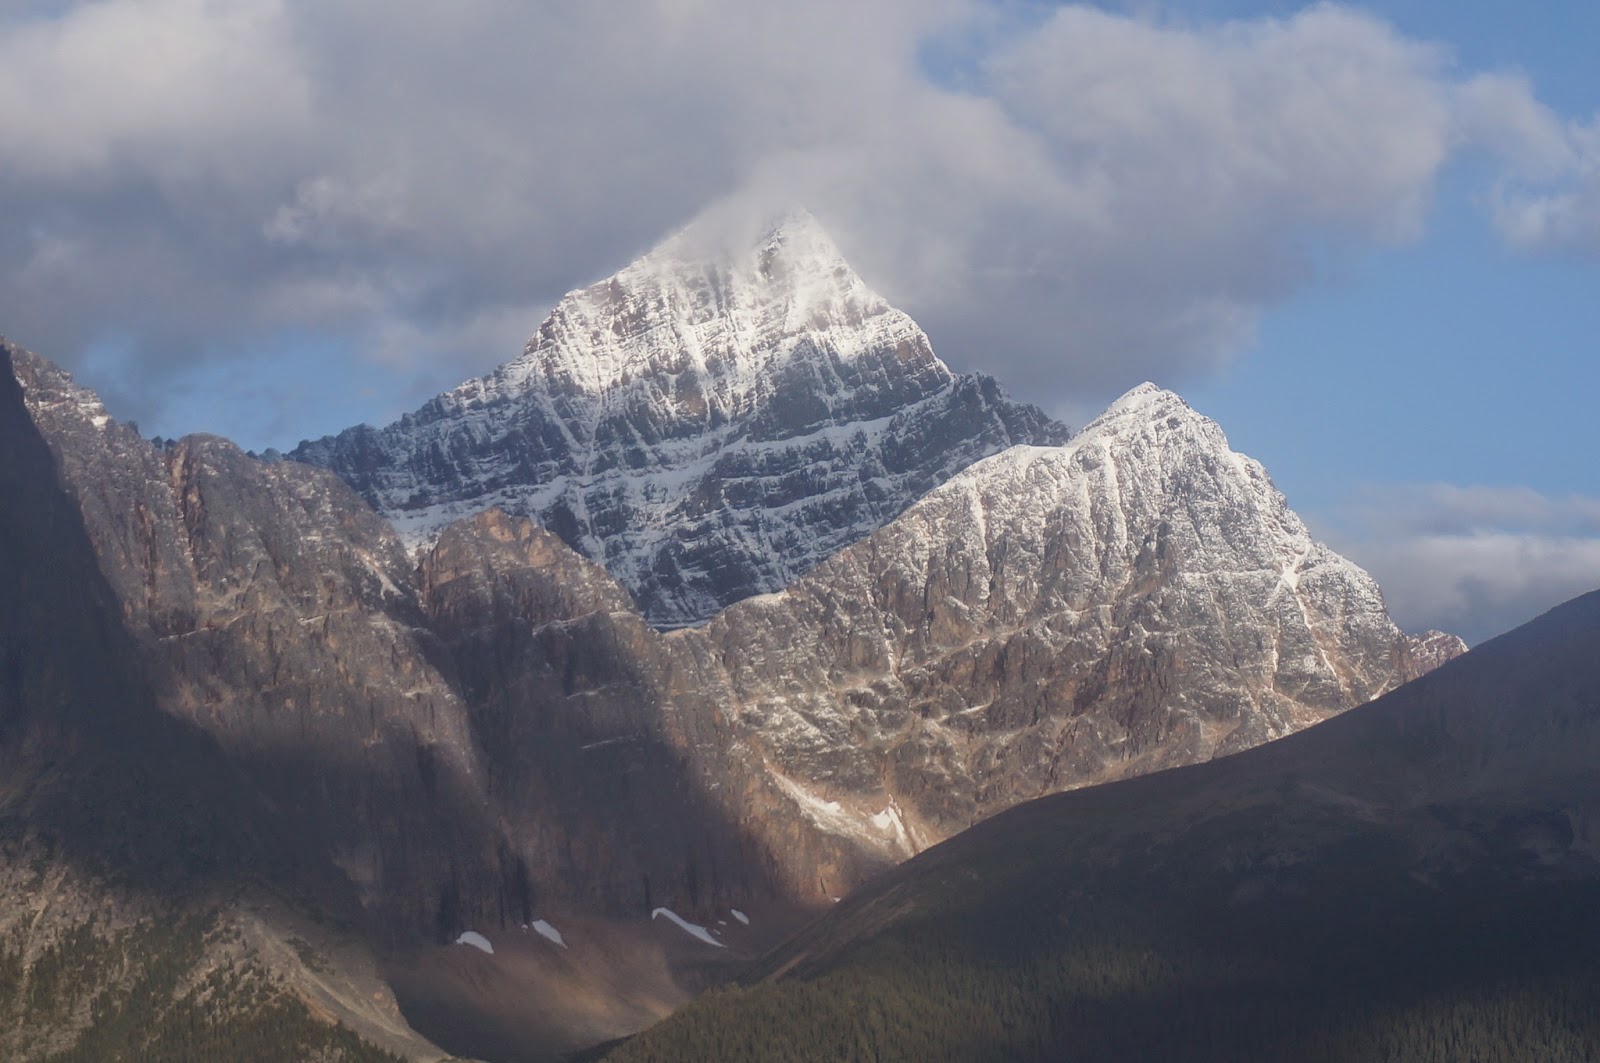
[1,1,1595,443]
[1320,484,1600,645]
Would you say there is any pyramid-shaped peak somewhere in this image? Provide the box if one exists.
[1049,382,1234,456]
[487,203,909,400]
[761,205,829,241]
[756,206,841,255]
[1110,381,1177,409]
[291,199,1068,627]
[1080,382,1193,428]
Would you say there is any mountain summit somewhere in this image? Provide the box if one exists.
[293,211,1065,627]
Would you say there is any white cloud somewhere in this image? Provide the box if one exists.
[0,0,310,179]
[0,1,1592,443]
[1492,117,1600,253]
[1320,485,1600,645]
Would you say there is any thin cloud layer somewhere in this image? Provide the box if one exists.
[0,1,1591,444]
[1321,484,1600,645]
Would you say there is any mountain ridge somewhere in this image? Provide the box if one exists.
[671,378,1461,866]
[291,211,1068,627]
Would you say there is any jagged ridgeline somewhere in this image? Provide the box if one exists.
[292,210,1067,628]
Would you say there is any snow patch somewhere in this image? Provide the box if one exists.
[651,907,724,948]
[454,931,494,955]
[527,919,567,948]
[731,909,750,926]
[770,773,913,856]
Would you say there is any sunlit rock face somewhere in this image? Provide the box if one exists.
[673,383,1463,874]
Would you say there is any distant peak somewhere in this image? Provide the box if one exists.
[478,198,930,401]
[763,205,825,239]
[769,206,850,247]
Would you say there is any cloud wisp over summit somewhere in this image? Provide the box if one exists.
[3,0,1596,447]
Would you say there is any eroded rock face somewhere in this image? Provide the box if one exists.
[669,384,1465,876]
[400,383,1465,901]
[292,212,1066,628]
[9,339,1462,927]
[9,343,795,933]
[1402,628,1470,681]
[11,345,509,940]
[417,512,892,910]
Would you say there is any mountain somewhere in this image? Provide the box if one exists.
[658,382,1460,877]
[10,331,1456,889]
[377,377,1461,912]
[292,210,1067,628]
[3,280,1459,1057]
[0,344,442,1061]
[7,341,776,942]
[608,589,1600,1062]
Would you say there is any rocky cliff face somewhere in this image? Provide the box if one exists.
[387,382,1465,900]
[8,341,791,936]
[11,344,502,938]
[416,512,892,910]
[8,338,1462,924]
[663,383,1465,877]
[292,211,1066,628]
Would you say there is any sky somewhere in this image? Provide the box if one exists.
[1,1,1596,643]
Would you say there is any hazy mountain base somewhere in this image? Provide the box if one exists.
[607,593,1600,1062]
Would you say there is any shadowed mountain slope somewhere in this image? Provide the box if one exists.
[0,344,440,1060]
[10,339,1460,922]
[8,329,1462,1059]
[608,590,1600,1062]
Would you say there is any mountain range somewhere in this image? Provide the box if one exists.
[0,210,1492,1061]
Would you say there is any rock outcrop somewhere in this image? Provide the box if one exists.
[9,344,784,939]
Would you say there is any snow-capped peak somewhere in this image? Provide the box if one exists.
[1095,381,1186,421]
[292,207,1066,627]
[477,206,922,403]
